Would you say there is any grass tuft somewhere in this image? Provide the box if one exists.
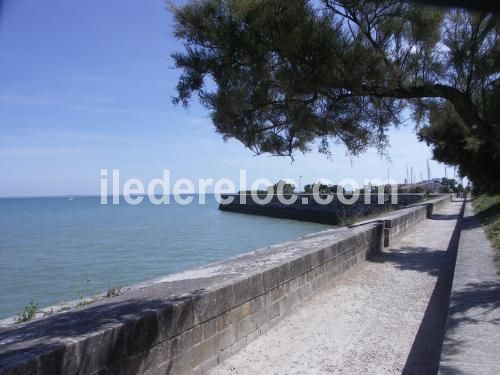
[473,194,500,271]
[15,299,38,323]
[473,194,500,248]
[106,287,121,298]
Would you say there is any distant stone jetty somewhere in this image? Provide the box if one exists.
[219,193,427,225]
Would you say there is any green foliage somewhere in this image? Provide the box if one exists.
[473,194,500,257]
[418,102,500,193]
[106,287,121,298]
[77,298,95,307]
[303,183,343,194]
[272,180,295,194]
[15,299,38,323]
[172,0,500,192]
[74,277,98,307]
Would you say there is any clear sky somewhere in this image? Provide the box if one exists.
[0,0,453,197]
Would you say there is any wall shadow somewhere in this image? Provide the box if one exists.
[438,280,500,374]
[368,201,465,374]
[400,201,465,375]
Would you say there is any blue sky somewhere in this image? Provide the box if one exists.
[0,0,452,197]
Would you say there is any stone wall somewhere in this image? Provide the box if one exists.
[382,205,428,246]
[371,195,451,246]
[0,195,451,375]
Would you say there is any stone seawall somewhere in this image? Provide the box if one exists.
[0,195,451,375]
[219,193,426,225]
[382,205,428,246]
[365,195,452,247]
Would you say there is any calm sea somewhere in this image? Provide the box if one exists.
[0,195,328,319]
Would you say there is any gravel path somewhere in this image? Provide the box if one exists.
[209,200,464,375]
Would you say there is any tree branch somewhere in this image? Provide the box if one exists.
[322,83,488,135]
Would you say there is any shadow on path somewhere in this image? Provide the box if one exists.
[401,201,465,375]
[368,201,465,374]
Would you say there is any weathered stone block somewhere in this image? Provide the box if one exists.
[317,248,326,265]
[212,327,235,353]
[310,251,320,268]
[202,318,216,340]
[154,351,191,375]
[262,267,280,292]
[216,347,232,365]
[193,290,217,325]
[122,311,162,358]
[297,274,306,287]
[246,329,261,345]
[232,277,252,307]
[254,307,269,329]
[305,269,314,282]
[302,254,313,272]
[252,293,268,312]
[270,286,284,302]
[31,339,80,375]
[133,330,192,373]
[235,315,255,341]
[278,296,289,316]
[278,262,290,284]
[191,324,202,345]
[289,258,304,278]
[214,284,234,316]
[250,273,263,298]
[190,340,213,369]
[72,324,127,374]
[229,337,247,354]
[170,297,196,338]
[234,300,255,322]
[196,356,218,375]
[289,277,300,291]
[281,281,290,295]
[269,301,280,319]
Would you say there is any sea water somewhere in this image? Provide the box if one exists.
[0,195,328,318]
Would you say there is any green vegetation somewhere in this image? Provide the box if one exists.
[76,298,95,307]
[74,277,99,307]
[304,183,345,194]
[172,0,500,193]
[13,281,122,324]
[272,180,295,194]
[15,299,38,324]
[106,287,121,298]
[473,195,500,255]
